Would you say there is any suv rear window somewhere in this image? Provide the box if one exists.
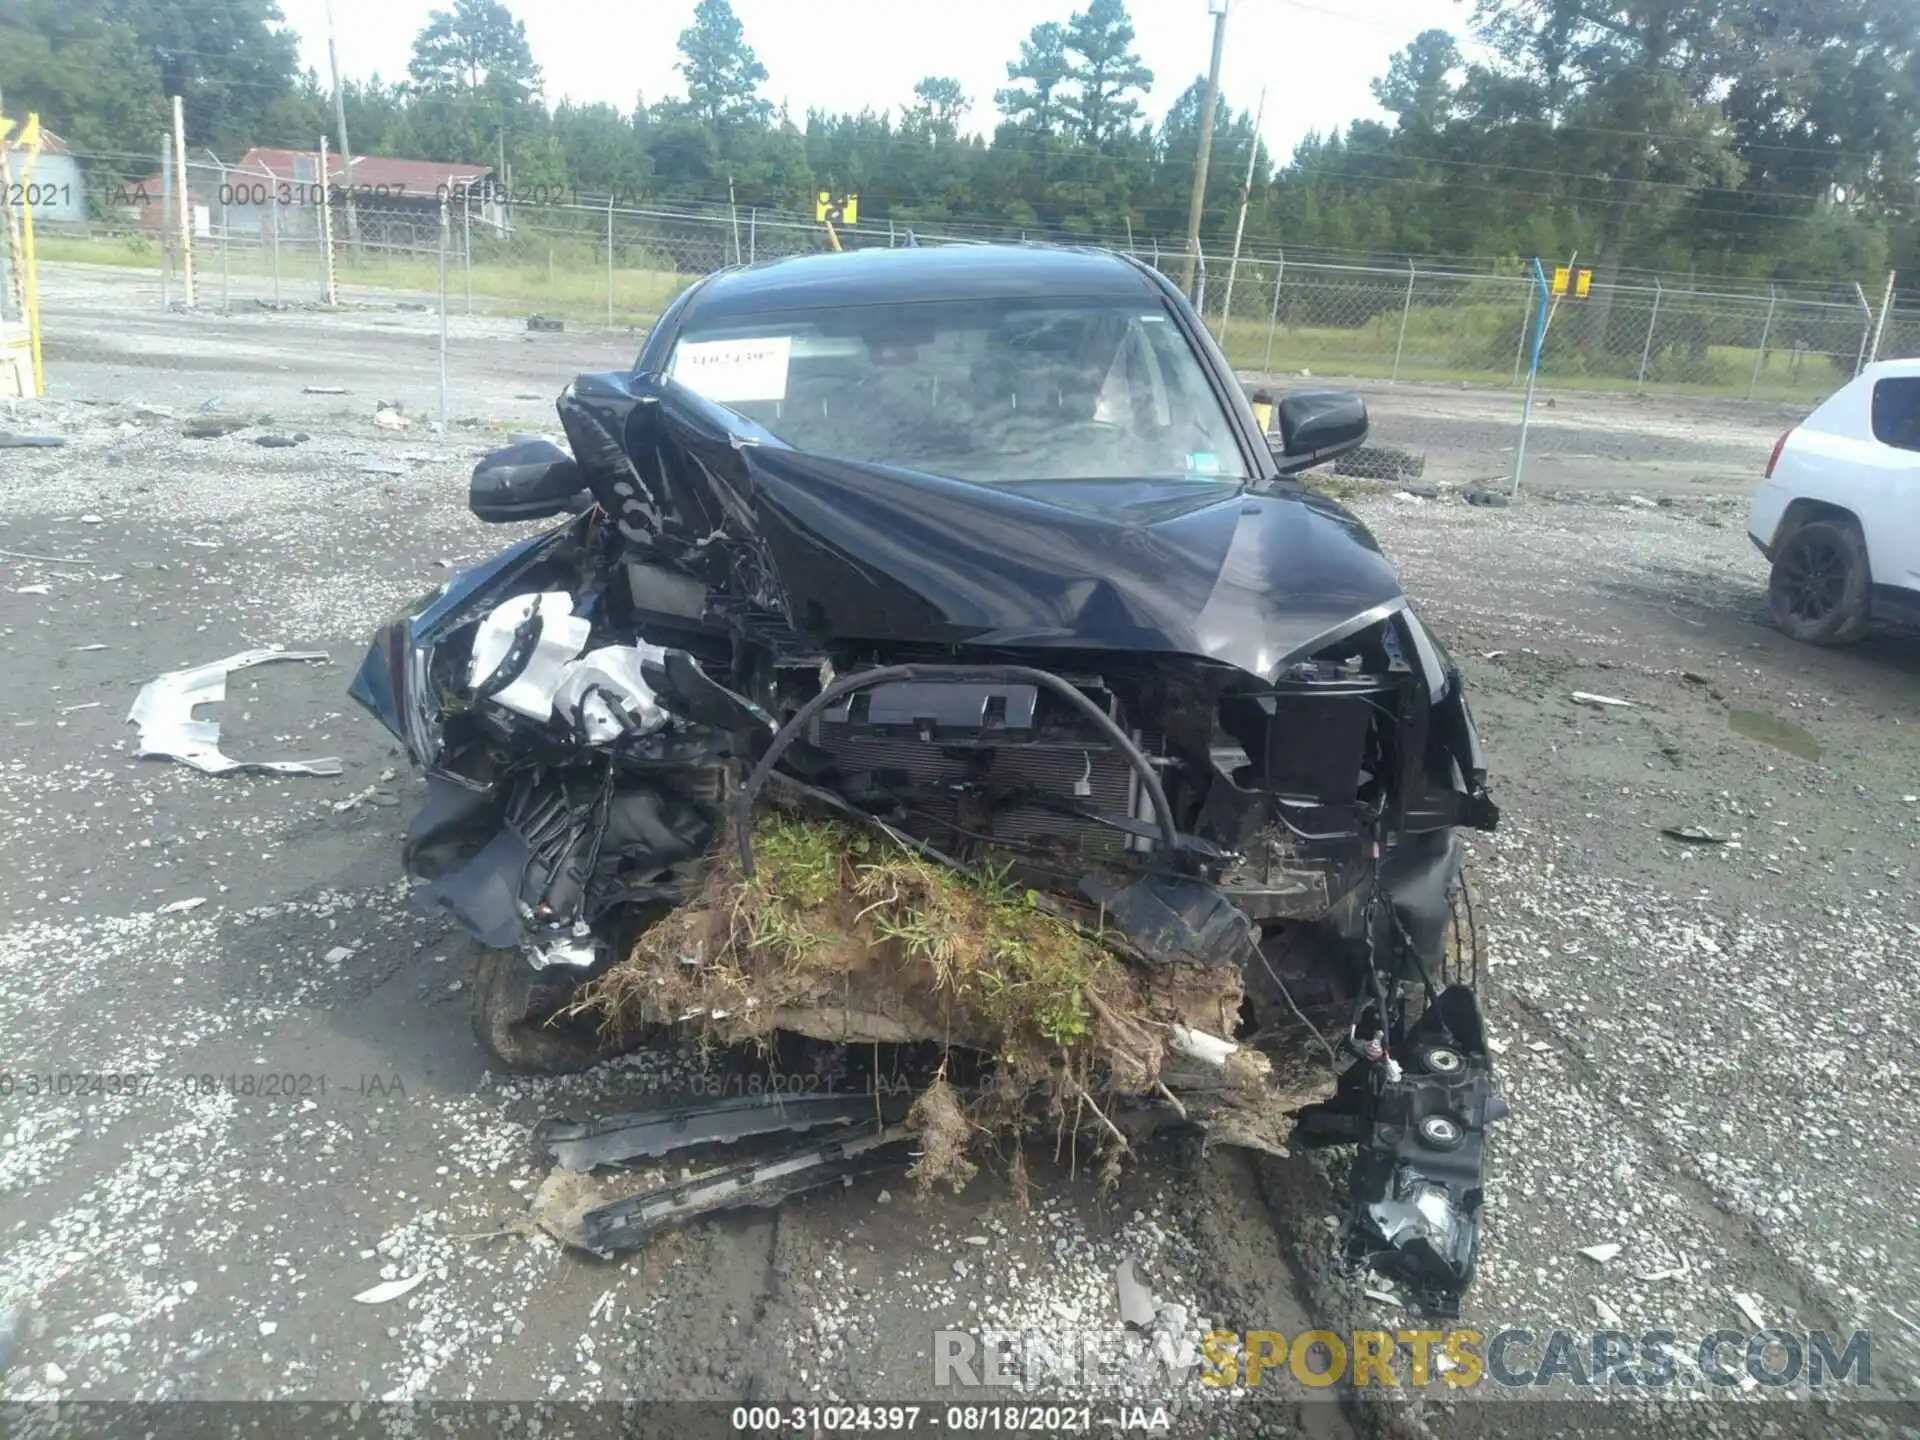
[1871,377,1920,453]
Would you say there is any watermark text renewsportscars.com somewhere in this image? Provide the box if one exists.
[932,1326,1873,1393]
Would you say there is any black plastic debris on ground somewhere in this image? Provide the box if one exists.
[181,416,251,439]
[538,1092,909,1173]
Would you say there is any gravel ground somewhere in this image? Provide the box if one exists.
[3,263,1916,1437]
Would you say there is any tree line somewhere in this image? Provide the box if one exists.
[4,0,1916,283]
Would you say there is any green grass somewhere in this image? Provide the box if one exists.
[36,234,159,268]
[35,230,693,328]
[1213,302,1854,404]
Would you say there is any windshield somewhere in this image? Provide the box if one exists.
[662,295,1249,484]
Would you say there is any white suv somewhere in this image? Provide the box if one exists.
[1748,358,1920,645]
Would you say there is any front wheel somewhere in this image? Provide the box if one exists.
[1768,516,1871,646]
[468,942,611,1074]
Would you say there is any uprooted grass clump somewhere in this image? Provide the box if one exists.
[579,813,1121,1060]
[571,811,1303,1193]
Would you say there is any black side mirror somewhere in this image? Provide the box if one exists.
[1270,391,1369,476]
[468,438,594,523]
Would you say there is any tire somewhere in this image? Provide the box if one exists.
[468,942,611,1074]
[1768,516,1871,646]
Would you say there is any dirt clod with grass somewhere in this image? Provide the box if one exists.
[576,813,1326,1187]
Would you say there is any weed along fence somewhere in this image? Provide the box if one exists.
[1195,257,1902,405]
[38,144,1920,413]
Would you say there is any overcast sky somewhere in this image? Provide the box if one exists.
[277,0,1476,160]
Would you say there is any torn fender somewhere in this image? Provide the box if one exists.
[559,371,1410,680]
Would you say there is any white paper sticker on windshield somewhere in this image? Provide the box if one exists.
[669,336,791,403]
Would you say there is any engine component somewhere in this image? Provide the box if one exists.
[552,643,673,745]
[468,591,591,720]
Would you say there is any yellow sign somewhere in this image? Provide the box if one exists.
[815,191,858,225]
[1552,266,1594,299]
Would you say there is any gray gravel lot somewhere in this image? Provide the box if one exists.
[3,264,1917,1437]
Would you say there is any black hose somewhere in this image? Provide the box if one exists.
[733,663,1182,877]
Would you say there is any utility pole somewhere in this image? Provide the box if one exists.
[1181,0,1229,298]
[172,94,194,306]
[327,0,359,244]
[1218,85,1265,347]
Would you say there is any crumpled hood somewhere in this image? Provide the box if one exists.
[560,370,1407,680]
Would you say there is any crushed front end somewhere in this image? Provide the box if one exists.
[349,368,1504,1310]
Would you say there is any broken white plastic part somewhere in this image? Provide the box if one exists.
[551,643,671,745]
[127,648,342,777]
[352,1273,427,1305]
[1114,1257,1159,1330]
[1169,1025,1238,1069]
[525,935,603,971]
[467,592,591,721]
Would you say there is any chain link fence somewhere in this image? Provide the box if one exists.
[43,146,1916,402]
[1177,256,1901,406]
[27,144,1920,495]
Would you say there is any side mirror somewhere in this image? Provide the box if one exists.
[1270,391,1369,476]
[468,439,594,523]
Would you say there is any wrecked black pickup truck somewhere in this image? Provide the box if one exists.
[350,244,1504,1313]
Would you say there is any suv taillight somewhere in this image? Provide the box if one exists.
[1766,429,1793,479]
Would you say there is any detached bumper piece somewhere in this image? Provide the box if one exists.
[563,1126,914,1256]
[1294,985,1507,1317]
[538,1092,908,1172]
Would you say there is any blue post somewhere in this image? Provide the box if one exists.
[1510,257,1551,497]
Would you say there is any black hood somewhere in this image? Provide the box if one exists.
[560,370,1407,681]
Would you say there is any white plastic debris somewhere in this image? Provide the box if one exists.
[353,1273,428,1305]
[1579,1243,1623,1265]
[15,584,51,595]
[1169,1025,1238,1068]
[1592,1296,1622,1326]
[1115,1257,1158,1330]
[1571,691,1638,709]
[156,897,207,916]
[1732,1292,1766,1329]
[127,649,342,777]
[467,593,592,721]
[551,643,672,744]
